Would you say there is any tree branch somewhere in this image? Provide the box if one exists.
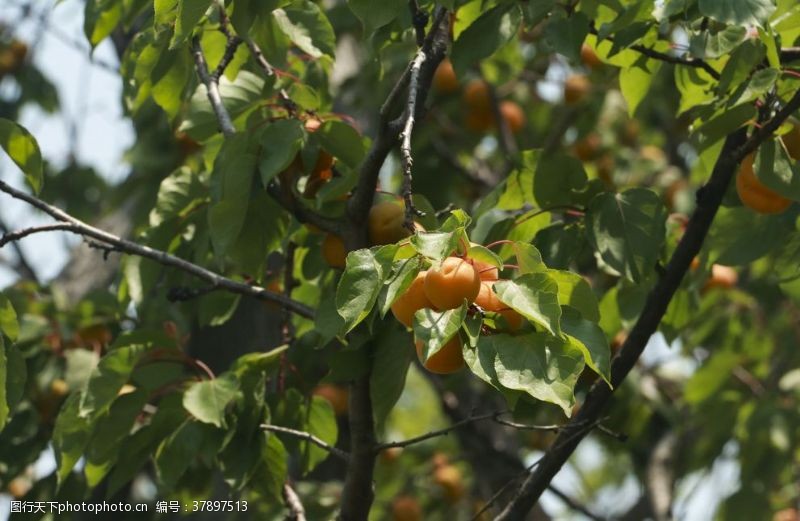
[547,484,606,521]
[399,48,428,230]
[0,179,315,318]
[375,411,502,451]
[283,482,307,521]
[0,217,45,282]
[262,424,349,461]
[494,89,800,520]
[191,36,236,137]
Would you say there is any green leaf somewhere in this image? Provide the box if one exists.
[493,333,583,415]
[155,420,224,489]
[619,57,659,116]
[149,166,207,227]
[755,138,800,200]
[347,0,405,33]
[259,119,305,185]
[316,121,366,168]
[259,432,288,501]
[493,273,562,336]
[84,0,123,47]
[378,256,423,317]
[562,308,611,384]
[586,188,667,283]
[79,344,150,420]
[451,3,522,76]
[273,1,336,59]
[543,11,590,62]
[533,152,588,207]
[0,119,43,193]
[685,351,740,403]
[171,0,213,48]
[411,230,462,260]
[231,0,283,36]
[302,397,338,473]
[336,249,384,332]
[53,394,93,484]
[0,337,6,431]
[690,26,748,59]
[183,373,241,428]
[698,0,776,27]
[4,342,25,415]
[694,103,757,151]
[0,293,19,342]
[706,207,791,265]
[548,270,600,322]
[413,306,467,362]
[150,45,192,118]
[512,242,547,274]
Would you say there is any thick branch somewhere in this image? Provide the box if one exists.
[495,89,800,520]
[262,424,349,461]
[0,180,315,319]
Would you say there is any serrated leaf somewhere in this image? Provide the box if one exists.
[302,397,338,473]
[149,167,207,227]
[0,294,19,342]
[379,256,423,317]
[619,57,659,116]
[183,373,241,428]
[512,242,547,274]
[562,308,611,384]
[54,394,93,485]
[155,420,224,489]
[171,0,213,48]
[411,231,462,260]
[260,432,288,501]
[586,188,667,283]
[316,121,366,168]
[755,138,800,200]
[259,119,305,185]
[493,273,562,336]
[699,0,776,27]
[493,333,583,415]
[451,3,522,76]
[273,1,336,59]
[548,270,599,322]
[413,306,467,362]
[543,11,590,62]
[347,0,405,33]
[0,119,43,193]
[84,0,123,47]
[336,249,384,332]
[79,344,150,420]
[534,152,587,207]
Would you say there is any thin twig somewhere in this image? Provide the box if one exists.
[281,242,297,344]
[0,180,315,318]
[261,424,349,461]
[399,49,428,230]
[0,217,44,282]
[375,411,501,451]
[191,36,236,137]
[547,484,606,521]
[283,482,307,521]
[408,0,428,47]
[0,223,80,248]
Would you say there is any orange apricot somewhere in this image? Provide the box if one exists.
[415,335,465,374]
[391,271,435,328]
[392,496,422,521]
[368,200,413,245]
[499,100,526,134]
[322,234,347,269]
[424,257,481,310]
[313,384,349,415]
[580,43,602,69]
[573,133,601,161]
[564,74,590,105]
[736,154,792,214]
[465,108,494,133]
[471,260,499,281]
[463,79,491,110]
[475,282,522,331]
[703,264,738,291]
[433,464,465,502]
[433,58,459,93]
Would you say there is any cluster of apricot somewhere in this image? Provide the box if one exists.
[432,58,526,134]
[736,125,800,214]
[0,39,26,77]
[390,247,522,375]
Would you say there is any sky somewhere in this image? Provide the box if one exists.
[0,2,740,520]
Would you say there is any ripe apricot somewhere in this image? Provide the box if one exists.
[471,259,499,281]
[703,264,738,291]
[465,108,493,133]
[463,79,491,110]
[433,464,465,502]
[781,125,800,161]
[736,154,792,214]
[392,496,422,521]
[424,257,481,310]
[304,117,322,133]
[415,335,465,374]
[433,58,459,93]
[773,508,799,521]
[580,43,602,69]
[573,133,601,161]
[391,272,435,328]
[7,477,30,499]
[563,74,590,105]
[313,384,349,415]
[499,101,526,134]
[368,200,412,245]
[322,234,347,269]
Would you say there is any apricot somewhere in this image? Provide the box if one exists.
[424,257,481,310]
[580,43,602,69]
[50,378,69,398]
[736,154,792,214]
[368,200,412,245]
[392,496,422,521]
[415,335,465,374]
[703,264,738,291]
[302,167,333,198]
[499,100,526,134]
[773,508,800,521]
[564,74,590,105]
[465,108,494,133]
[433,464,465,502]
[573,133,601,161]
[313,384,349,415]
[304,117,322,133]
[391,271,435,328]
[471,259,499,281]
[313,150,334,172]
[433,58,459,93]
[322,234,347,269]
[463,79,491,110]
[781,125,800,161]
[7,476,30,499]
